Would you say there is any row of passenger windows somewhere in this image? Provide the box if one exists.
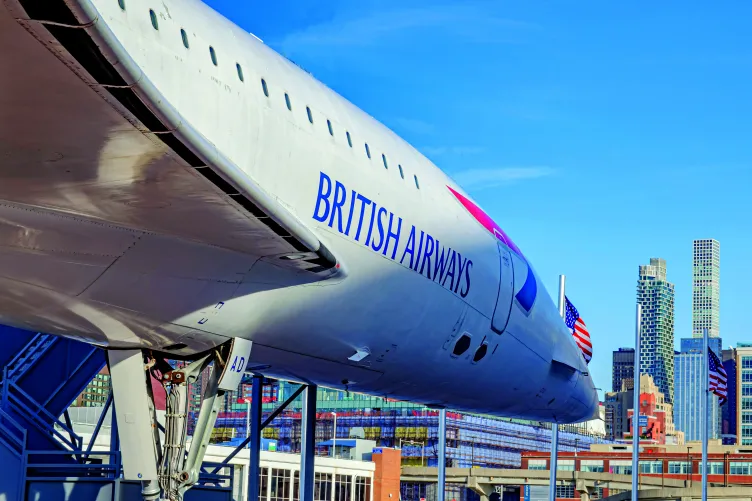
[129,2,421,190]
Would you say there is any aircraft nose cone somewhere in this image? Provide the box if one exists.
[563,372,599,423]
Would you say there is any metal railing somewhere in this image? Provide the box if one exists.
[25,449,122,480]
[0,407,27,458]
[1,377,82,452]
[3,333,53,381]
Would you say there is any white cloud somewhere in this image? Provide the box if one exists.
[452,167,554,190]
[393,117,435,135]
[273,3,539,57]
[420,146,486,156]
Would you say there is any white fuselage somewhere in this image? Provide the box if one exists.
[0,0,597,422]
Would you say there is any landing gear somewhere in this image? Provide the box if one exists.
[108,338,252,501]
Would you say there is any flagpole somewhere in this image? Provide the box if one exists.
[702,327,709,501]
[549,274,565,501]
[631,303,641,501]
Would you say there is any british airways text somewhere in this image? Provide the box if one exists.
[312,172,472,298]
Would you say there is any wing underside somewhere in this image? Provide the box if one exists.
[0,0,337,275]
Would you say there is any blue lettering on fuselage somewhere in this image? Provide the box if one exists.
[313,171,472,298]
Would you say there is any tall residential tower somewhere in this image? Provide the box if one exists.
[637,258,676,404]
[693,239,720,338]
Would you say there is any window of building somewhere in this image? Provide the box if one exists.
[327,120,334,136]
[346,131,352,147]
[335,474,351,501]
[699,462,724,475]
[557,460,575,471]
[261,79,269,97]
[181,29,189,48]
[149,9,158,30]
[414,175,420,189]
[668,461,691,474]
[639,460,663,474]
[365,143,371,159]
[580,460,604,473]
[315,473,332,501]
[236,64,244,82]
[527,459,546,470]
[398,164,404,179]
[270,469,291,501]
[382,154,388,169]
[285,93,292,111]
[293,471,300,501]
[259,467,269,501]
[555,485,574,498]
[354,477,371,501]
[609,460,632,475]
[730,462,752,475]
[209,46,218,66]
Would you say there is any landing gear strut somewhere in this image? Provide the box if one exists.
[108,338,252,501]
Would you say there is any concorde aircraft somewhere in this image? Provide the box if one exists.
[0,0,597,499]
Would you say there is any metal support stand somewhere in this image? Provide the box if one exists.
[701,328,709,501]
[549,425,559,501]
[438,408,446,501]
[549,274,566,501]
[631,304,642,501]
[300,384,317,501]
[110,398,120,469]
[247,375,264,501]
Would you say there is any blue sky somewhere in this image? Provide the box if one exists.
[206,0,752,400]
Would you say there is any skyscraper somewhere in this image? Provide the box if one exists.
[693,239,720,338]
[722,347,738,445]
[735,344,752,446]
[673,338,722,441]
[637,258,675,404]
[612,348,635,393]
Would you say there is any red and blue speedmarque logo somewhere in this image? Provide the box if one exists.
[446,186,537,313]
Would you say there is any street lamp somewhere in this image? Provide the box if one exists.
[239,397,252,448]
[331,412,337,458]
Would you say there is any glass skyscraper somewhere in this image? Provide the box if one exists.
[693,239,720,339]
[737,344,752,445]
[673,338,722,441]
[637,258,675,404]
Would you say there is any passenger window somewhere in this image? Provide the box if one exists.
[149,9,158,30]
[306,107,313,124]
[236,64,244,82]
[327,120,334,136]
[346,131,352,147]
[261,79,269,97]
[365,144,371,159]
[209,46,218,66]
[398,164,404,179]
[414,175,420,189]
[382,154,388,169]
[118,0,126,11]
[285,93,292,111]
[180,29,189,48]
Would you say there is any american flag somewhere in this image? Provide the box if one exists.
[564,296,592,364]
[708,349,728,405]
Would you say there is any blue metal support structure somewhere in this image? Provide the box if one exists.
[247,374,264,501]
[438,408,446,501]
[110,398,120,468]
[213,383,306,472]
[82,391,112,462]
[300,384,317,501]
